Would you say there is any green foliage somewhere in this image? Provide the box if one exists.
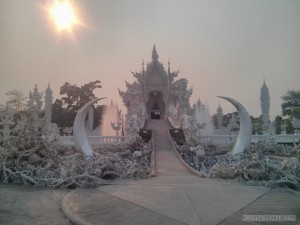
[281,90,300,118]
[52,80,104,133]
[274,115,283,134]
[284,119,295,134]
[251,115,263,135]
[211,112,240,130]
[211,114,218,128]
[222,112,239,127]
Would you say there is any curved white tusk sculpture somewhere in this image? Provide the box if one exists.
[217,96,252,155]
[73,97,106,158]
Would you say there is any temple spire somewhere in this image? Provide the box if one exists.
[45,81,53,124]
[152,44,159,61]
[216,102,223,129]
[168,59,170,75]
[260,78,270,134]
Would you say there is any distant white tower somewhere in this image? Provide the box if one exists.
[87,107,94,133]
[44,82,53,124]
[216,102,223,129]
[260,79,270,134]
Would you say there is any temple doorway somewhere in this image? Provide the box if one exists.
[151,102,161,119]
[146,91,166,119]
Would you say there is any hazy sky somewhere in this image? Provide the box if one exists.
[0,0,299,119]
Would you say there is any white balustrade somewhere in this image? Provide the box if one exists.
[59,135,125,147]
[59,134,299,147]
[198,134,300,145]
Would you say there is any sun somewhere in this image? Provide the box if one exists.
[47,0,81,33]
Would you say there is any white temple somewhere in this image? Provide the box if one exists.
[119,45,193,132]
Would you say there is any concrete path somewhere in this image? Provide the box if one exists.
[62,119,299,225]
[0,184,71,225]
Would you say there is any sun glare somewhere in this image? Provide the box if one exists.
[47,0,81,33]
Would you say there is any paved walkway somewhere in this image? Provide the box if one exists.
[146,119,191,176]
[62,119,299,225]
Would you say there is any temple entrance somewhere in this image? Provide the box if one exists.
[151,102,161,119]
[146,91,166,119]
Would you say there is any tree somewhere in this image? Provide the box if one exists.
[281,90,300,119]
[211,112,239,130]
[211,114,218,129]
[284,119,294,134]
[273,115,283,134]
[5,89,27,112]
[52,80,104,133]
[251,115,263,135]
[222,112,239,128]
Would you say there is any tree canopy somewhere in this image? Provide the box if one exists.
[281,90,300,118]
[52,80,104,133]
[5,89,27,112]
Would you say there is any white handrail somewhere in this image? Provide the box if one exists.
[197,134,300,144]
[59,135,125,146]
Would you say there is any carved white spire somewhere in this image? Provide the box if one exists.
[28,84,43,110]
[216,102,223,129]
[152,44,159,61]
[87,107,94,133]
[260,79,270,133]
[28,84,43,134]
[44,81,53,124]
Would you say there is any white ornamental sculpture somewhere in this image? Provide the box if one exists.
[28,84,43,133]
[0,108,15,146]
[218,96,252,155]
[73,98,105,158]
[44,82,53,124]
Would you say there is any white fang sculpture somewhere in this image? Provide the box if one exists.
[73,98,105,158]
[218,96,252,155]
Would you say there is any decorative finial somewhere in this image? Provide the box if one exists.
[168,59,170,75]
[142,59,144,73]
[152,44,159,61]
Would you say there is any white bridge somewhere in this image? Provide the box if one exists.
[198,134,300,145]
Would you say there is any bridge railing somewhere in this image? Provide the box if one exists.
[167,116,181,129]
[197,134,300,145]
[59,136,125,146]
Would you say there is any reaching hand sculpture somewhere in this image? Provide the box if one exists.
[218,96,252,155]
[73,98,105,158]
